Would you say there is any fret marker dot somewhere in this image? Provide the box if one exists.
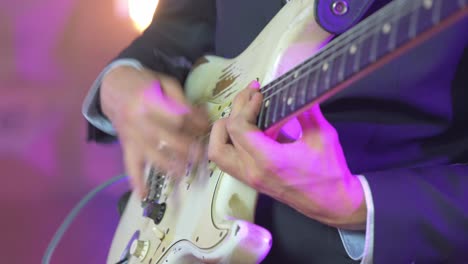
[423,0,433,9]
[382,23,391,34]
[287,97,293,105]
[349,44,357,55]
[293,71,299,79]
[322,62,329,71]
[265,100,270,107]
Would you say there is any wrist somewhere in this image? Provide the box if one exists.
[330,175,367,230]
[100,65,146,123]
[288,174,366,229]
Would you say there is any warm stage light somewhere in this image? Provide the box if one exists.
[127,0,159,32]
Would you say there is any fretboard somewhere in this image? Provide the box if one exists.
[257,0,467,131]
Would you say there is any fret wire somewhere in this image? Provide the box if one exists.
[261,0,426,101]
[388,5,401,51]
[258,102,266,128]
[300,69,309,105]
[324,59,334,90]
[372,4,400,60]
[369,29,379,63]
[329,53,341,88]
[290,73,299,112]
[432,0,443,24]
[311,68,320,99]
[280,85,287,118]
[338,46,347,82]
[284,83,291,117]
[263,98,271,128]
[353,35,363,73]
[408,1,420,38]
[271,86,281,123]
[367,8,391,64]
[261,84,274,129]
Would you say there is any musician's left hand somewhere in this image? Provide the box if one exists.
[208,81,367,229]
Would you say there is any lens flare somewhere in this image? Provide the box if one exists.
[128,0,159,32]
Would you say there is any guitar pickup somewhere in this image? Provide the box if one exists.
[143,202,167,225]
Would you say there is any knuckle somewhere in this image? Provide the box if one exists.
[225,118,236,133]
[259,160,271,172]
[259,160,275,175]
[232,93,241,105]
[226,117,241,134]
[212,119,223,130]
[207,146,218,161]
[232,90,246,105]
[248,172,264,189]
[208,142,222,161]
[172,115,185,129]
[121,103,138,121]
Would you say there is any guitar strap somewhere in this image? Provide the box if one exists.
[315,0,376,34]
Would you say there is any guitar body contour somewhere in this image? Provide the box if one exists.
[107,1,332,263]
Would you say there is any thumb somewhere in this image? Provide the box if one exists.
[157,74,190,107]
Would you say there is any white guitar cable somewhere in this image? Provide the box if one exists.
[42,173,128,264]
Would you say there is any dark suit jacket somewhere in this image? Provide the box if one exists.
[87,0,468,262]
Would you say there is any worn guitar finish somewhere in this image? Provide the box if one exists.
[107,0,467,263]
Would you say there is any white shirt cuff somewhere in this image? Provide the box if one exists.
[337,175,375,263]
[81,58,144,136]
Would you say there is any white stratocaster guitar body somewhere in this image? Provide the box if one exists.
[107,0,468,263]
[107,1,331,263]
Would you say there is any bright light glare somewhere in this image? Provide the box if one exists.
[128,0,159,32]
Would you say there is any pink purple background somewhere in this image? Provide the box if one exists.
[0,0,141,262]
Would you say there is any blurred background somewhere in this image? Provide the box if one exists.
[0,0,157,262]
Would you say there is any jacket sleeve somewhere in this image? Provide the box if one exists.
[365,163,468,263]
[116,0,216,75]
[86,0,216,143]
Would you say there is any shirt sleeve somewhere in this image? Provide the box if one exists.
[82,59,143,136]
[337,175,375,263]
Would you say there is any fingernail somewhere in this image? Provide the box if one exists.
[249,80,260,89]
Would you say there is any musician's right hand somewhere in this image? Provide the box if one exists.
[100,66,210,198]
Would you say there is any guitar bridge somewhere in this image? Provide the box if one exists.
[141,166,168,224]
[144,166,166,204]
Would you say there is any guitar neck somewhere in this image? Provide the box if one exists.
[257,0,468,131]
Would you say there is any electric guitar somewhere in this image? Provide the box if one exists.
[108,1,468,263]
